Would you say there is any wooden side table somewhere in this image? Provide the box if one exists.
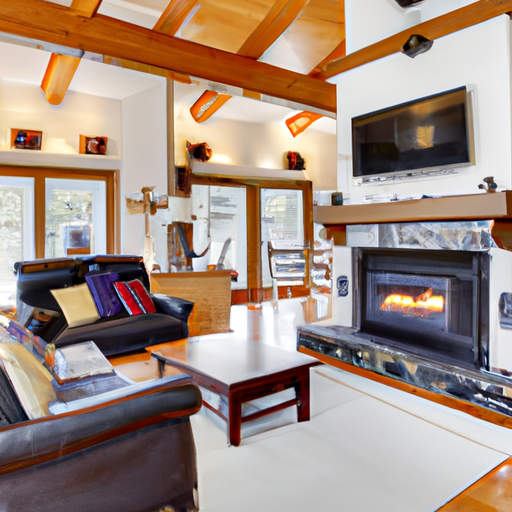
[150,271,232,336]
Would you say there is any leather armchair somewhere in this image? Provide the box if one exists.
[14,255,194,356]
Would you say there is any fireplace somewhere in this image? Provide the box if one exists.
[298,194,512,424]
[354,248,489,370]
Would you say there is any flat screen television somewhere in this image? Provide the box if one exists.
[352,86,474,179]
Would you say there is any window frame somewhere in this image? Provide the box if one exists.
[0,165,120,259]
[189,173,313,303]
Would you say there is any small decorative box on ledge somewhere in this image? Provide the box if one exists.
[79,135,108,155]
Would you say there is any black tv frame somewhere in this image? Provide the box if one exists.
[352,86,475,181]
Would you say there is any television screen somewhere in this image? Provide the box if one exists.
[352,86,474,179]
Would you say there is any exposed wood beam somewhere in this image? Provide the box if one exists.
[40,0,102,105]
[70,0,102,17]
[309,39,345,79]
[0,0,334,112]
[285,111,323,136]
[318,0,512,80]
[40,53,81,105]
[101,0,200,86]
[237,0,310,59]
[190,90,232,123]
[190,0,311,122]
[285,32,346,136]
[102,55,192,83]
[153,0,200,36]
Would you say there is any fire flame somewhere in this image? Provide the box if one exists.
[380,288,444,316]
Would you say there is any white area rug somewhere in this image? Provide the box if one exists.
[191,365,512,512]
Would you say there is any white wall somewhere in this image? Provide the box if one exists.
[346,0,477,53]
[346,0,407,53]
[333,15,512,202]
[174,98,337,189]
[0,81,122,156]
[121,82,171,266]
[0,73,336,272]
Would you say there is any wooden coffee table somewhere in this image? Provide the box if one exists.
[150,339,321,446]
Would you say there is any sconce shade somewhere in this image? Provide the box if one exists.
[402,34,433,58]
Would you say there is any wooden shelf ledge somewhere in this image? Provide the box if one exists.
[314,191,512,226]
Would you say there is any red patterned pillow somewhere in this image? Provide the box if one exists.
[113,280,156,315]
[128,279,156,314]
[113,281,144,315]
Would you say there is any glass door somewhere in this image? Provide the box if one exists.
[190,184,247,289]
[0,167,117,309]
[45,178,107,258]
[0,177,35,307]
[261,188,304,288]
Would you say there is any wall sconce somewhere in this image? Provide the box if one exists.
[401,34,433,58]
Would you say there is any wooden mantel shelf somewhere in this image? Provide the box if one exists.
[314,191,512,225]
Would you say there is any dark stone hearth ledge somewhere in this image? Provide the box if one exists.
[297,324,512,422]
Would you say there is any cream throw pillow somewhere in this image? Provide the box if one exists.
[51,283,100,328]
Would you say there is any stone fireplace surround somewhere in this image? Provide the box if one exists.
[298,191,512,429]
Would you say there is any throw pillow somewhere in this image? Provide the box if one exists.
[113,281,145,315]
[113,279,156,315]
[85,271,122,317]
[0,342,57,419]
[128,279,157,314]
[50,283,100,328]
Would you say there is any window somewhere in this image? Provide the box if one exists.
[190,174,312,303]
[261,188,304,288]
[0,166,118,308]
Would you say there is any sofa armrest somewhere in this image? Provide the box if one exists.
[0,374,202,473]
[151,293,194,323]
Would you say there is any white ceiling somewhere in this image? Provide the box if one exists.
[0,39,336,134]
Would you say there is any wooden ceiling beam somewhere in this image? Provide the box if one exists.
[284,31,346,136]
[190,0,311,122]
[40,53,81,105]
[40,0,102,105]
[318,0,512,80]
[70,0,102,17]
[1,0,334,113]
[309,39,345,79]
[101,0,200,87]
[153,0,200,36]
[102,55,192,83]
[237,0,310,59]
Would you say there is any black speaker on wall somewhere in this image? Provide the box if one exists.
[395,0,423,7]
[401,34,433,58]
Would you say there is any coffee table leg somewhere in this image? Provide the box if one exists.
[296,371,311,422]
[227,393,242,447]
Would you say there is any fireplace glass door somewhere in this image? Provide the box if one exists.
[358,249,488,369]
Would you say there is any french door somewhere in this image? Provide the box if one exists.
[0,166,118,307]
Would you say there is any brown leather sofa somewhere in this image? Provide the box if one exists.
[0,315,202,512]
[14,255,194,357]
